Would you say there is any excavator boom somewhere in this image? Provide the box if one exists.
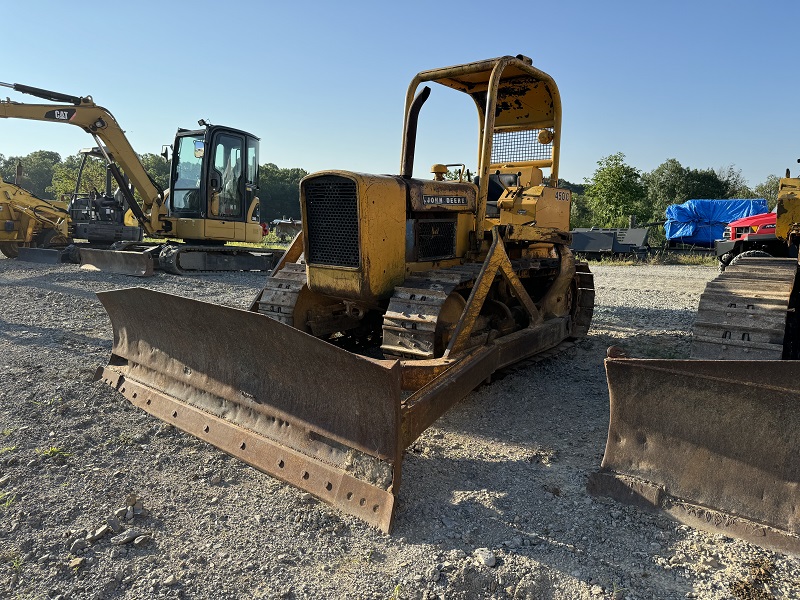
[0,82,162,232]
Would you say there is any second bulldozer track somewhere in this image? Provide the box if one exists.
[691,257,798,359]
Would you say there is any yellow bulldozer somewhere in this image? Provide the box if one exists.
[590,166,800,554]
[0,174,70,258]
[95,55,595,531]
[0,82,273,274]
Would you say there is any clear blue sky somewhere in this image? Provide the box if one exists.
[2,0,798,187]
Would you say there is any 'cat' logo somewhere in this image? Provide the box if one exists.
[44,109,76,121]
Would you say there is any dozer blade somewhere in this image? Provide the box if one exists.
[16,247,64,264]
[589,357,800,555]
[79,248,154,277]
[94,288,402,531]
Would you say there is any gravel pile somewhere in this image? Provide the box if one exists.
[0,258,798,599]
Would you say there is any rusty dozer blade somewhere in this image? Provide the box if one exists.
[95,287,403,530]
[79,248,154,277]
[95,287,574,531]
[589,357,800,555]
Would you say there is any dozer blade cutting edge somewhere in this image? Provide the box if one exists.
[589,357,800,555]
[95,287,575,532]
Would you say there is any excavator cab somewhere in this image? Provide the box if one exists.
[166,125,262,243]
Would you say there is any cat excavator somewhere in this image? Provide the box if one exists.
[591,166,800,555]
[95,55,595,531]
[0,82,273,274]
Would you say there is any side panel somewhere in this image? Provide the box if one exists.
[201,219,236,241]
[172,218,207,240]
[776,176,800,242]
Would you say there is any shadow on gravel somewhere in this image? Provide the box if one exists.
[390,341,697,597]
[0,316,110,352]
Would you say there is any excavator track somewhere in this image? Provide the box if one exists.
[691,257,799,359]
[81,242,276,276]
[159,244,275,275]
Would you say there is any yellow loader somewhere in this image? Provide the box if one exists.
[0,176,70,258]
[95,55,594,531]
[590,169,800,555]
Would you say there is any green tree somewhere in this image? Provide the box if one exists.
[48,152,172,203]
[641,158,686,223]
[139,153,170,193]
[683,167,730,200]
[583,153,647,227]
[569,193,593,228]
[717,165,754,198]
[754,174,781,210]
[257,163,308,222]
[49,153,106,199]
[0,151,61,199]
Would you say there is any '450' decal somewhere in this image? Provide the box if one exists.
[44,109,75,121]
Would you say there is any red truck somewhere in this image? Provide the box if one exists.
[715,209,798,268]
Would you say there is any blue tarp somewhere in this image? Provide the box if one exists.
[664,199,768,245]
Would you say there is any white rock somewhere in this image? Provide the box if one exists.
[473,548,496,568]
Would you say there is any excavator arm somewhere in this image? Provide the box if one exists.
[0,82,163,235]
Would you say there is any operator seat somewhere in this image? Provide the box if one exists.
[474,173,519,217]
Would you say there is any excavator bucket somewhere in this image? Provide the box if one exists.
[589,357,800,555]
[79,248,154,277]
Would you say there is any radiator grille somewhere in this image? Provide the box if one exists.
[303,175,360,268]
[492,128,553,164]
[416,219,456,261]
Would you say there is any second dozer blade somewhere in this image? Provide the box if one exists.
[590,358,800,555]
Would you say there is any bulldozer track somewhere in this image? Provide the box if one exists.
[691,257,798,359]
[381,263,487,358]
[253,262,309,325]
[255,260,595,361]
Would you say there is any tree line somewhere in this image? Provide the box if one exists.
[569,153,780,236]
[2,149,782,237]
[0,151,305,223]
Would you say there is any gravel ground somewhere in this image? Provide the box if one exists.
[0,258,798,600]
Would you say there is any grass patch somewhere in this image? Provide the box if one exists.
[142,234,290,250]
[578,252,717,267]
[1,428,14,436]
[0,549,23,573]
[31,395,63,407]
[0,446,16,454]
[0,491,17,511]
[35,446,71,459]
